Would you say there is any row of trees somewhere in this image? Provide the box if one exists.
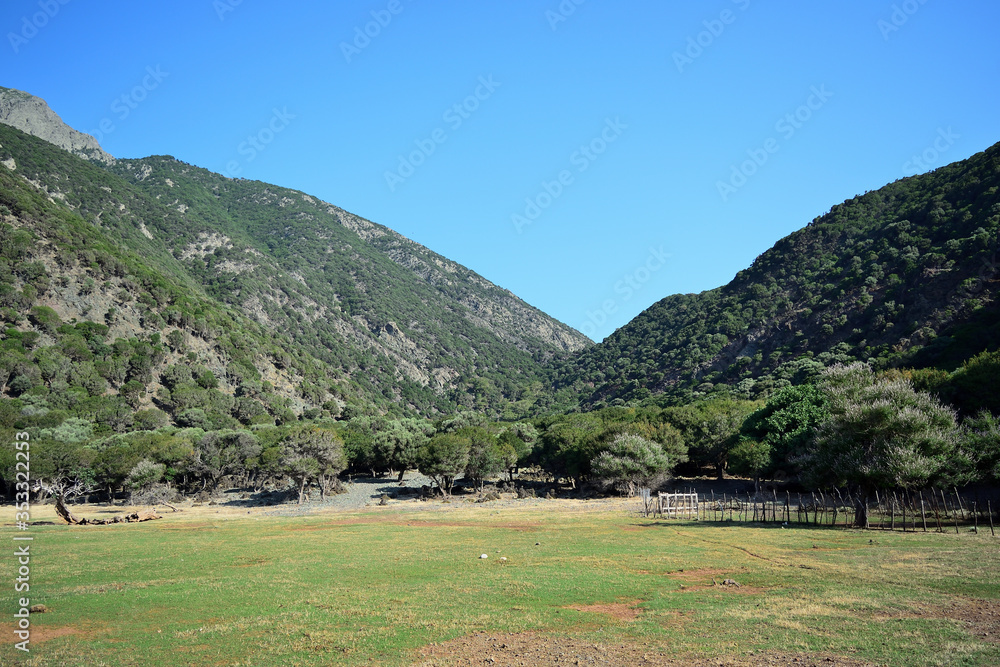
[737,362,996,526]
[6,425,346,505]
[533,358,1000,525]
[4,353,997,515]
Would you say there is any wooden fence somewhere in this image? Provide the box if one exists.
[644,487,998,535]
[657,492,699,519]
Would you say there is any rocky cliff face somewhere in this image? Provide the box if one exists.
[0,86,115,165]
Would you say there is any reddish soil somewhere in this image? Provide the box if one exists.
[877,597,1000,644]
[411,632,877,666]
[564,601,644,621]
[0,623,81,643]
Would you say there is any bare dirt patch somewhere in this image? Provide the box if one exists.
[0,624,81,643]
[662,568,764,594]
[565,600,643,621]
[411,632,877,666]
[941,598,1000,643]
[876,597,1000,644]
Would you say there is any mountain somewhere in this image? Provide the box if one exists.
[0,91,589,423]
[0,87,115,166]
[548,141,1000,408]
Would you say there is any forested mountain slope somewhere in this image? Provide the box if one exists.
[106,155,588,409]
[548,142,1000,408]
[0,92,588,419]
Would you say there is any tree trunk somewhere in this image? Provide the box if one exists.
[716,462,726,480]
[854,491,870,529]
[297,478,307,504]
[397,469,406,483]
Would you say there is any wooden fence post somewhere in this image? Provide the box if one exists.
[889,493,896,532]
[934,490,943,532]
[920,492,927,532]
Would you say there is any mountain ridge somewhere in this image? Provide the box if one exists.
[548,141,1000,408]
[0,88,588,418]
[0,86,115,166]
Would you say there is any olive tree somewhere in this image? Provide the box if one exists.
[590,433,675,496]
[280,427,346,503]
[801,363,962,528]
[193,430,262,491]
[373,418,432,481]
[463,428,516,490]
[418,433,470,496]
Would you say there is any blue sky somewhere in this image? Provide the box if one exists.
[2,1,999,341]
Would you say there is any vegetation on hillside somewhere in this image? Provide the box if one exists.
[1,116,998,510]
[548,142,1000,409]
[0,122,588,422]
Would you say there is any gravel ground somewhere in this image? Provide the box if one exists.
[243,473,437,517]
[207,474,635,519]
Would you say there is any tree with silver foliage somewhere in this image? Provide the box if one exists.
[801,363,964,528]
[125,459,165,504]
[418,433,470,496]
[590,433,676,496]
[280,427,347,504]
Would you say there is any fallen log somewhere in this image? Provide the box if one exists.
[56,496,161,525]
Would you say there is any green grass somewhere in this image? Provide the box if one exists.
[2,501,999,666]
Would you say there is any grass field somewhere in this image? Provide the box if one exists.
[2,498,999,666]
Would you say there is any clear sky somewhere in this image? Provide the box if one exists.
[2,1,999,341]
